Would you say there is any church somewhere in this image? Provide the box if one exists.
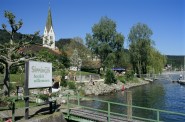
[43,7,56,49]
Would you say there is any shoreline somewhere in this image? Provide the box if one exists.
[83,78,150,96]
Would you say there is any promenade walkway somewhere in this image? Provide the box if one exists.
[0,104,62,121]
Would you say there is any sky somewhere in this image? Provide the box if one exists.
[0,0,184,55]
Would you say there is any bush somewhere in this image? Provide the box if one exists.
[59,70,68,87]
[117,76,126,83]
[81,66,98,74]
[38,94,49,101]
[105,69,117,84]
[67,81,76,90]
[61,80,67,87]
[125,70,134,81]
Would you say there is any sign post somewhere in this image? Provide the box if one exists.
[25,62,29,120]
[24,61,52,120]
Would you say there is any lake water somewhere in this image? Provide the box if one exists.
[80,73,185,122]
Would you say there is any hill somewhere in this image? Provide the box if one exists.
[56,38,92,59]
[0,29,42,44]
[166,55,185,70]
[56,38,101,70]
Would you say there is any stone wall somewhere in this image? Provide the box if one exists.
[76,74,100,81]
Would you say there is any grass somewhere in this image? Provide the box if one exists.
[0,70,98,92]
[76,71,96,75]
[116,75,140,83]
[15,100,37,108]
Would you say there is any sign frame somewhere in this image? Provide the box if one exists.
[26,61,52,88]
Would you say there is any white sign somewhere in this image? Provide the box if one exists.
[27,61,52,88]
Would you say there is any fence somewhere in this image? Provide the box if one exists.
[66,92,185,122]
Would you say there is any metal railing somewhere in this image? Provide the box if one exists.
[66,92,185,122]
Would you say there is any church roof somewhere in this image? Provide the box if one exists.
[46,7,53,33]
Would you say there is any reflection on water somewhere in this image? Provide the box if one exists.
[81,74,185,122]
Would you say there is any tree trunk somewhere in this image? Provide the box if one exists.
[137,61,141,78]
[3,64,10,96]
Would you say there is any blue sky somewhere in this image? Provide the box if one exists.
[0,0,184,55]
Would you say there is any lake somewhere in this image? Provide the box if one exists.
[80,73,185,122]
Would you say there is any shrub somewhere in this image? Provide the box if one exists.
[67,81,76,90]
[125,70,134,81]
[117,76,126,83]
[38,94,49,101]
[61,80,67,87]
[105,69,117,84]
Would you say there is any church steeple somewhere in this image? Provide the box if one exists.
[43,5,55,49]
[46,8,53,33]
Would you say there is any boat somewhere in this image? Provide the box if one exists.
[144,78,154,82]
[178,74,185,85]
[178,79,185,85]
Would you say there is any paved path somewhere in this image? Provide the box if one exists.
[0,103,62,121]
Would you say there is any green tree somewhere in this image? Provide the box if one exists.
[73,36,84,44]
[128,23,166,76]
[148,48,166,74]
[0,11,40,96]
[128,23,153,77]
[86,16,124,68]
[70,49,82,70]
[37,48,70,72]
[105,68,117,84]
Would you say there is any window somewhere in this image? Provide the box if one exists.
[50,36,53,41]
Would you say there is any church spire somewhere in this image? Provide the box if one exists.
[46,7,53,33]
[43,4,56,49]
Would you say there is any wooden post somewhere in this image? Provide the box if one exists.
[25,62,29,120]
[12,99,15,122]
[49,101,52,113]
[126,91,132,121]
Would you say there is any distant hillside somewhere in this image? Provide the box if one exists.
[166,55,185,69]
[0,29,42,44]
[56,38,92,59]
[56,38,102,70]
[0,29,60,56]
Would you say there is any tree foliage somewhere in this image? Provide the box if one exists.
[86,16,125,68]
[0,11,41,96]
[70,49,82,70]
[105,68,117,84]
[128,23,166,76]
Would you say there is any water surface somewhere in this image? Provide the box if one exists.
[81,73,185,122]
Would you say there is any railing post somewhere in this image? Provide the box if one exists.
[54,100,56,111]
[49,101,52,114]
[77,91,80,106]
[126,91,132,121]
[108,102,110,122]
[12,99,15,122]
[157,110,160,122]
[67,93,70,118]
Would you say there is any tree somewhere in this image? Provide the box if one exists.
[73,36,84,44]
[70,49,82,70]
[0,11,40,96]
[128,23,166,76]
[105,68,117,84]
[37,48,70,71]
[86,16,124,68]
[128,23,153,77]
[148,48,166,74]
